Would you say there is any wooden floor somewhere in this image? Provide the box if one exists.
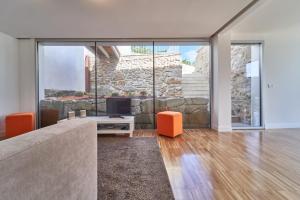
[133,129,300,200]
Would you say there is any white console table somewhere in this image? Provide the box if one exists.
[59,116,135,137]
[87,116,135,137]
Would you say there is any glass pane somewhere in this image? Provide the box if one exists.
[96,42,154,129]
[154,42,211,128]
[231,44,261,128]
[38,42,96,127]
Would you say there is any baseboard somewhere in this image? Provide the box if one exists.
[212,125,232,132]
[265,122,300,129]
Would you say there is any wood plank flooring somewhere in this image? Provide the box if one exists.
[133,129,300,200]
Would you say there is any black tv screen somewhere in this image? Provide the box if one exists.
[106,98,131,116]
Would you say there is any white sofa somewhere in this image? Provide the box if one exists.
[0,119,97,200]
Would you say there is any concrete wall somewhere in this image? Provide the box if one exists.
[0,32,19,136]
[39,46,85,99]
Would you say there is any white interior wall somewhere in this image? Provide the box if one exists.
[211,38,219,130]
[0,32,19,136]
[0,0,253,39]
[211,32,232,132]
[230,0,300,129]
[231,26,300,128]
[18,39,36,114]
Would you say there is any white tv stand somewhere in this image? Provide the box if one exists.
[87,116,135,137]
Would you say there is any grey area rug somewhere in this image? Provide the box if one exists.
[98,136,174,200]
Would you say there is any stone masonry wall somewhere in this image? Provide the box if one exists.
[195,46,210,79]
[40,97,209,129]
[90,52,182,97]
[231,46,251,123]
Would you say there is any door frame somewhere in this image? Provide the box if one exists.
[231,41,265,130]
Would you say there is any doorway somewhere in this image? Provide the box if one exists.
[231,43,263,128]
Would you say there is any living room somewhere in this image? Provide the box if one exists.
[1,0,300,199]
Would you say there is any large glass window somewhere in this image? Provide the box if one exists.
[38,42,96,127]
[95,43,154,129]
[38,41,211,129]
[154,42,210,128]
[231,43,262,128]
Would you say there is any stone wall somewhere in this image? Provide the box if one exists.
[194,45,253,125]
[195,46,210,79]
[90,52,182,97]
[40,97,209,129]
[40,98,97,119]
[132,97,209,129]
[154,54,183,97]
[44,89,86,98]
[231,46,251,123]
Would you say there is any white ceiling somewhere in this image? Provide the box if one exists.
[0,0,253,39]
[232,0,300,34]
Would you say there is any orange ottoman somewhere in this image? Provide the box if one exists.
[156,111,183,138]
[5,112,35,138]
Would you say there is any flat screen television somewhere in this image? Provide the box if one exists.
[106,97,131,117]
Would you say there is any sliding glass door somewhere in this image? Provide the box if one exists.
[38,42,96,127]
[95,42,154,129]
[154,42,210,128]
[38,41,211,129]
[231,43,262,128]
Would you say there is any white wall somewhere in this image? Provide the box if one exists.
[231,0,300,129]
[19,39,36,113]
[0,32,19,135]
[232,26,300,128]
[211,32,232,132]
[39,46,85,99]
[0,0,252,39]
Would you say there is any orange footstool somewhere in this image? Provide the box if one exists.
[156,111,183,138]
[5,112,35,138]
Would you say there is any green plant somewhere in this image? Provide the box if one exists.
[127,91,135,97]
[111,92,119,97]
[182,59,192,65]
[131,46,152,54]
